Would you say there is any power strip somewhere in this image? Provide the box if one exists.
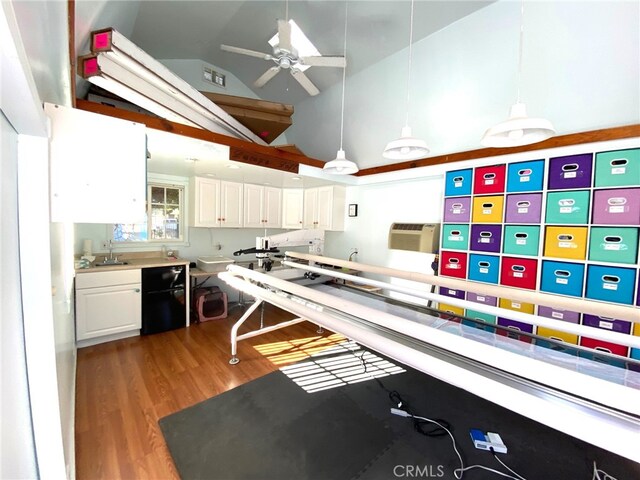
[469,429,508,454]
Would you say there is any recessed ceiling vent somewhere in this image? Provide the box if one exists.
[388,223,440,253]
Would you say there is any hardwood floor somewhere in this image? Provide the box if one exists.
[75,304,343,479]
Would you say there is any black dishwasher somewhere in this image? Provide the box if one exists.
[141,266,186,335]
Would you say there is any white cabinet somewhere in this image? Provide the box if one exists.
[46,103,147,223]
[282,189,304,229]
[303,185,346,231]
[190,177,243,227]
[243,184,282,228]
[75,269,142,346]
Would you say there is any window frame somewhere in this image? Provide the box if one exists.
[111,173,190,246]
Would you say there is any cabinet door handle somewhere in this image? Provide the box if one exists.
[134,288,140,293]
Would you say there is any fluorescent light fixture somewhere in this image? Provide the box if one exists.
[226,164,241,170]
[268,19,320,72]
[78,28,266,145]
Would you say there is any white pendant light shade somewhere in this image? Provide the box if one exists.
[383,125,429,160]
[323,149,359,175]
[481,103,555,148]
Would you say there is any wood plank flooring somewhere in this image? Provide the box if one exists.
[75,304,343,479]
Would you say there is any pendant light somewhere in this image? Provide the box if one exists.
[383,0,429,161]
[323,2,358,175]
[481,0,555,147]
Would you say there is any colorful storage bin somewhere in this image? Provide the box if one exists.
[588,227,639,264]
[468,254,500,284]
[472,195,504,223]
[464,310,497,324]
[439,286,465,300]
[499,298,535,314]
[545,190,590,224]
[500,257,538,290]
[543,226,588,260]
[497,299,535,334]
[443,197,471,223]
[592,188,640,225]
[547,153,593,190]
[438,303,465,316]
[632,323,640,360]
[445,169,473,196]
[466,292,498,306]
[502,225,541,257]
[504,193,543,223]
[442,224,470,250]
[440,251,468,279]
[537,306,580,324]
[585,265,636,305]
[473,164,506,194]
[470,224,502,253]
[580,316,630,357]
[506,159,545,192]
[540,260,585,297]
[594,148,640,188]
[536,327,578,344]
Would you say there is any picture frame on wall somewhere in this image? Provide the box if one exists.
[348,204,358,217]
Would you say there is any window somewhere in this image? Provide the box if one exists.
[113,182,185,243]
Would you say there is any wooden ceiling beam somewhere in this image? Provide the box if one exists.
[357,125,640,176]
[75,99,325,173]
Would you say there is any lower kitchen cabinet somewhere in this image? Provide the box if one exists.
[75,269,142,346]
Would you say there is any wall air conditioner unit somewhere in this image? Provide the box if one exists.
[388,223,440,253]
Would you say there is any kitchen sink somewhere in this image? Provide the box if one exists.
[94,261,129,267]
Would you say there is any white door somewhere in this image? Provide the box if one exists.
[194,177,220,227]
[263,186,282,228]
[221,181,243,228]
[243,184,264,228]
[282,189,303,229]
[75,285,142,340]
[316,186,334,230]
[303,188,319,228]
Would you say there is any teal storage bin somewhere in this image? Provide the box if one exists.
[540,260,585,297]
[585,265,636,305]
[502,225,541,256]
[594,148,640,187]
[465,310,497,324]
[545,190,591,224]
[588,227,639,264]
[441,224,470,250]
[632,348,640,360]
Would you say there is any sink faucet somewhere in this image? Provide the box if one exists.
[348,248,358,262]
[105,240,117,263]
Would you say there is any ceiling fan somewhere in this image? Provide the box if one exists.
[221,19,346,96]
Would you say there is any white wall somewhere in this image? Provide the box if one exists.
[288,0,640,169]
[1,112,38,480]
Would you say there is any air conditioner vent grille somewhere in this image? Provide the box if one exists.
[388,223,440,253]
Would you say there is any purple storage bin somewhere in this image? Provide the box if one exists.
[497,317,535,333]
[466,292,498,306]
[439,287,465,300]
[470,224,502,253]
[443,197,471,223]
[548,153,593,190]
[505,193,543,223]
[582,314,632,334]
[537,306,580,324]
[592,188,640,225]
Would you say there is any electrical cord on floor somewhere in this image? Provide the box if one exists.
[490,447,526,480]
[592,461,618,480]
[391,408,526,480]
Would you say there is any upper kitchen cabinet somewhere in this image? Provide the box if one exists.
[282,189,304,229]
[190,177,243,228]
[304,186,346,231]
[46,103,146,223]
[244,184,282,228]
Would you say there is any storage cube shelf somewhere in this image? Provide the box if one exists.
[440,141,640,359]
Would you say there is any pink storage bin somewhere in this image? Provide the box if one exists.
[592,188,640,225]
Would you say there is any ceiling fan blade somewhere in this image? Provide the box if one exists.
[278,19,292,52]
[254,66,281,88]
[221,44,272,60]
[299,56,346,68]
[291,69,320,96]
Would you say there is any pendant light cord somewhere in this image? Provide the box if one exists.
[405,0,415,127]
[516,0,524,104]
[339,1,348,150]
[285,0,289,21]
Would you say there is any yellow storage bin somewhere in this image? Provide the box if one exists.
[498,298,535,314]
[537,327,578,344]
[543,226,588,260]
[472,196,504,223]
[438,303,465,316]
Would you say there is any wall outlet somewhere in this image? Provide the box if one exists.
[101,241,109,250]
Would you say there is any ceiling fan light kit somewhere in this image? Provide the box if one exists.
[482,0,555,148]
